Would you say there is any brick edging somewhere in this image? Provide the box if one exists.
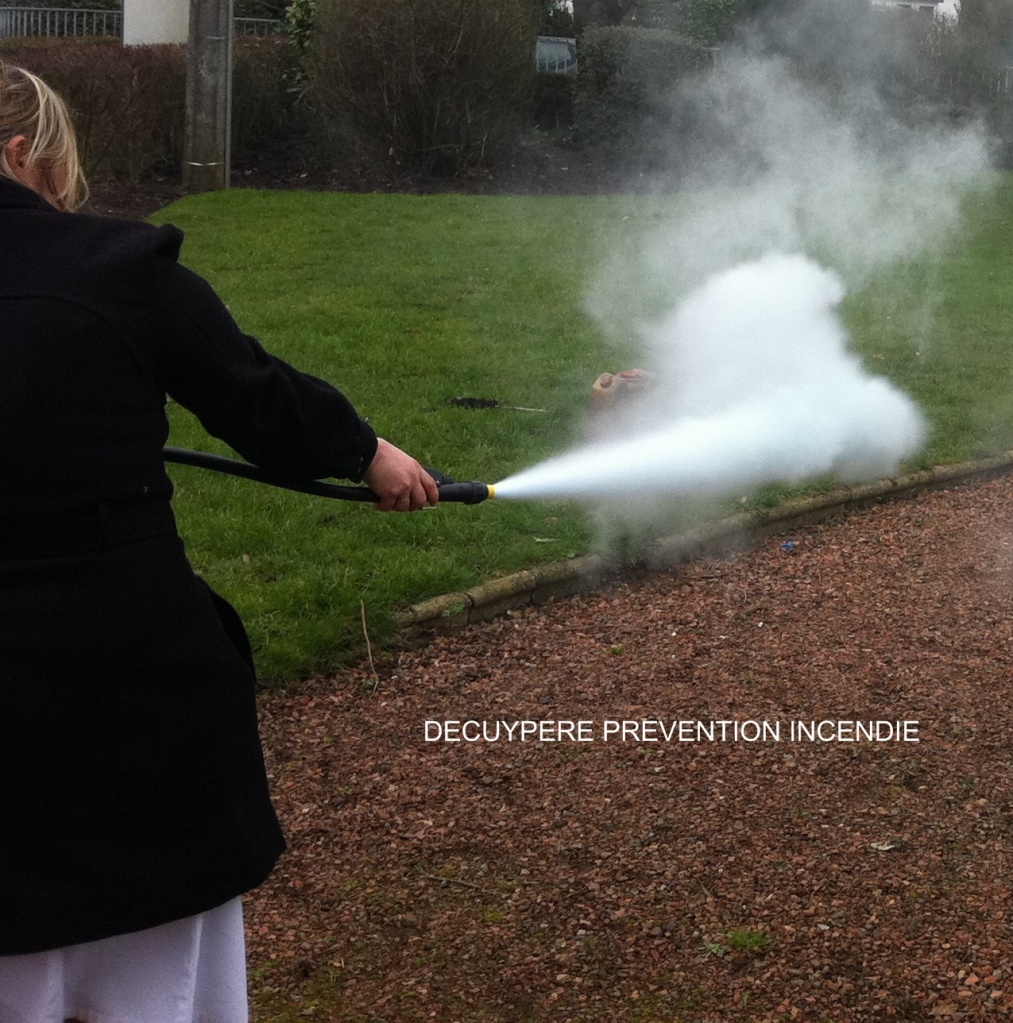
[395,452,1013,638]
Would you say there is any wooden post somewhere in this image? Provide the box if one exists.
[183,0,233,192]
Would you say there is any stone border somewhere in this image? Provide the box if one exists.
[396,452,1013,638]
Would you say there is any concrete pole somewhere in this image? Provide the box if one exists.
[183,0,233,192]
[123,0,188,45]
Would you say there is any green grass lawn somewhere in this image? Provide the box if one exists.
[150,179,1013,681]
[844,180,1013,466]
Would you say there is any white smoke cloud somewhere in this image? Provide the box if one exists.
[589,48,991,334]
[495,6,992,511]
[495,254,925,500]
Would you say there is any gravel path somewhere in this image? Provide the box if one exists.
[249,472,1013,1022]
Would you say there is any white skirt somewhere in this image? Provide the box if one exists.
[0,898,248,1023]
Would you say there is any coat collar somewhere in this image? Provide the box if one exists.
[0,174,57,211]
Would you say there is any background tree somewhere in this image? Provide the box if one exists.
[633,0,742,44]
[942,0,1013,165]
[236,0,289,16]
[952,0,1013,65]
[581,0,786,46]
[572,0,636,33]
[305,0,541,179]
[541,0,576,34]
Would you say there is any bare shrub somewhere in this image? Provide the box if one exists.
[4,36,292,182]
[4,41,184,181]
[573,26,710,170]
[231,34,294,161]
[304,0,540,179]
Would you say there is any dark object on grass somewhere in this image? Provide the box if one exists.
[446,396,545,412]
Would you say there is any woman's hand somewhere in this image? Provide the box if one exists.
[363,438,440,511]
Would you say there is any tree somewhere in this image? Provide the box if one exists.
[541,0,576,34]
[572,0,636,34]
[633,0,741,44]
[306,0,540,178]
[615,0,786,45]
[952,0,1013,65]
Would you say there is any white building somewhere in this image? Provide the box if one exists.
[122,0,188,45]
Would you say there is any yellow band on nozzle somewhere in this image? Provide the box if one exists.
[487,485,496,500]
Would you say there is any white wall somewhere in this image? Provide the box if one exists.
[123,0,189,45]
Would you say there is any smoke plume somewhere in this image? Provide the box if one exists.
[495,2,992,513]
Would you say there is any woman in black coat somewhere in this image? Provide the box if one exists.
[0,61,438,1022]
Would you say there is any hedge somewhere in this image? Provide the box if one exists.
[303,0,541,179]
[574,25,711,168]
[1,35,293,181]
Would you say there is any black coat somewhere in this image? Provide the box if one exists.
[0,176,378,955]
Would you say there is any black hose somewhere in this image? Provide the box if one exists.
[162,447,492,504]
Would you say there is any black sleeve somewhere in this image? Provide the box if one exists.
[148,253,378,483]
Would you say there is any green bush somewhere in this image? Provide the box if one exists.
[304,0,541,179]
[229,34,294,160]
[282,0,317,53]
[574,25,710,167]
[634,0,744,46]
[1,36,292,181]
[913,11,1013,169]
[534,71,575,129]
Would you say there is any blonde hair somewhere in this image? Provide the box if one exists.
[0,61,87,211]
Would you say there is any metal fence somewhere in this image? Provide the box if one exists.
[930,67,1013,100]
[0,7,282,39]
[234,17,280,37]
[986,67,1013,98]
[0,7,121,38]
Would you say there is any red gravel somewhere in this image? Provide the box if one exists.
[246,471,1013,1022]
